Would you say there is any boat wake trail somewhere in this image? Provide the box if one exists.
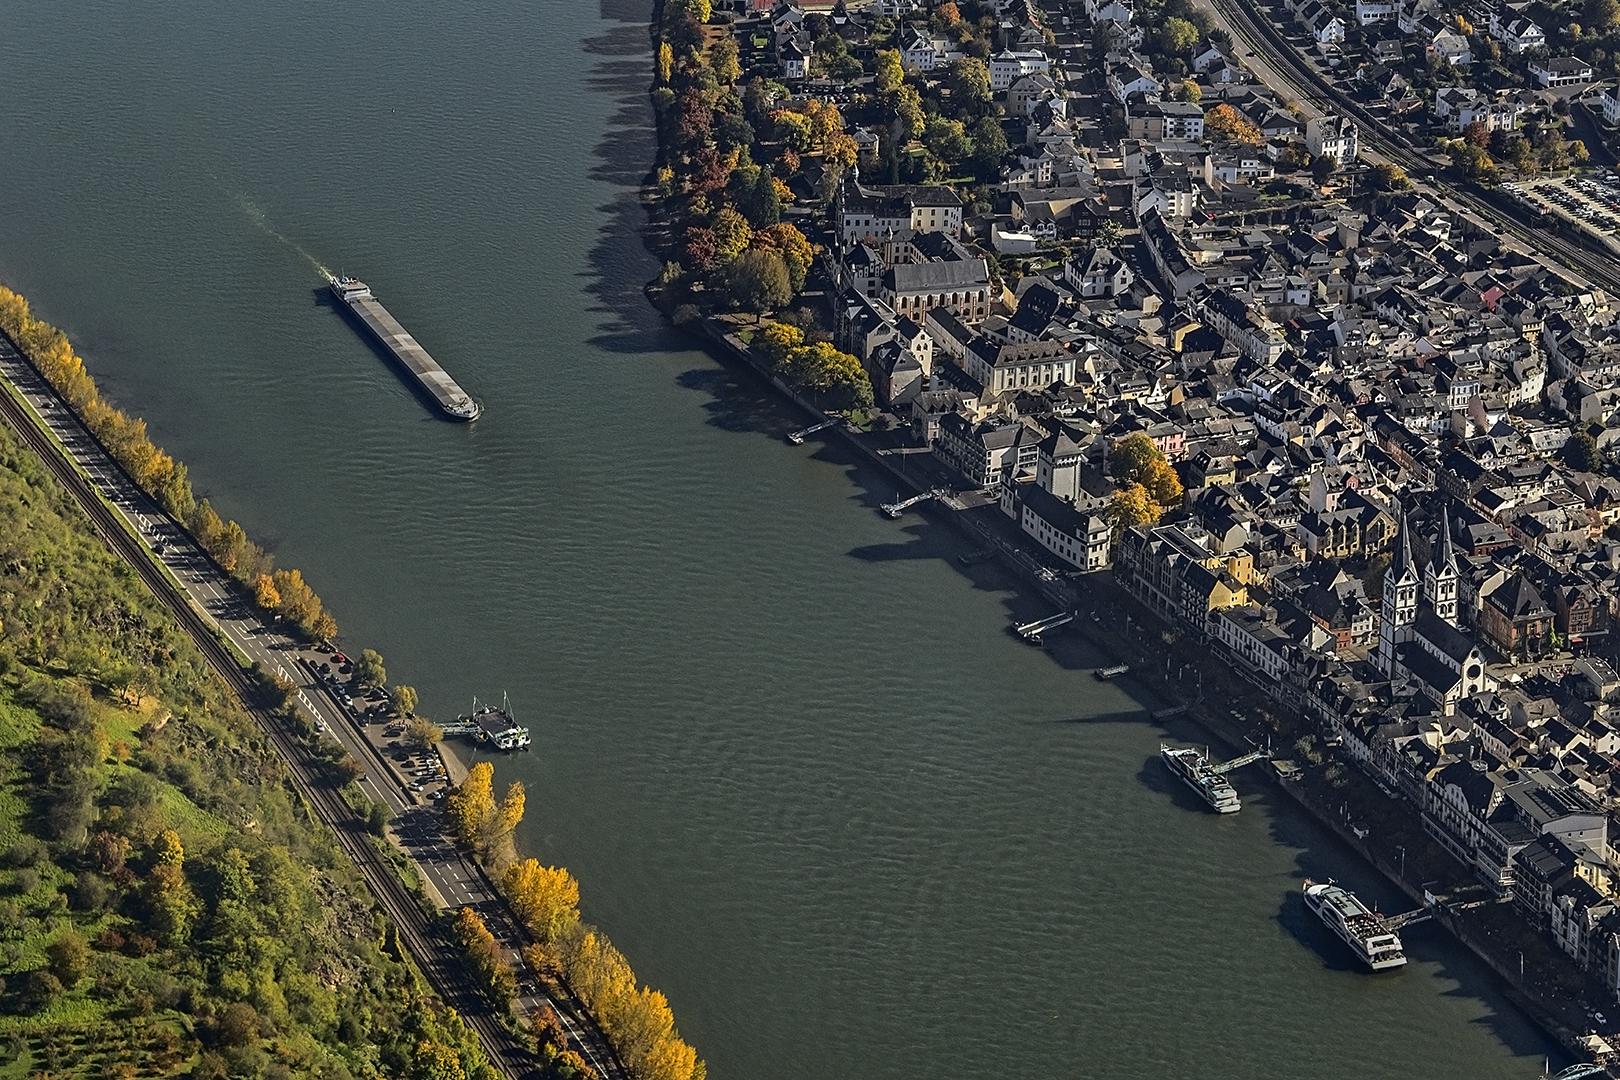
[236,195,333,280]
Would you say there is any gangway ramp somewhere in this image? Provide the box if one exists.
[1014,611,1074,642]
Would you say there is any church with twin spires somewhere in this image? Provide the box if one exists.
[1375,504,1494,715]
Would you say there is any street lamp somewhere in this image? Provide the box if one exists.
[1398,845,1406,881]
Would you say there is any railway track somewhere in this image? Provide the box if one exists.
[1209,0,1620,296]
[0,369,549,1076]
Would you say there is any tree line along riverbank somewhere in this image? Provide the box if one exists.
[0,278,707,1079]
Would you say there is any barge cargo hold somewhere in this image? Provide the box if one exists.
[328,276,481,421]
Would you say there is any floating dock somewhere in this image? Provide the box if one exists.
[329,276,481,421]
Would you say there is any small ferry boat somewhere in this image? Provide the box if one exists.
[1303,879,1408,971]
[442,697,530,751]
[1159,744,1241,813]
[1095,664,1130,680]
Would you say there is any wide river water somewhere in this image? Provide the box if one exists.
[0,1,1571,1076]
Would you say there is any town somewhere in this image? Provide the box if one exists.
[650,0,1620,1063]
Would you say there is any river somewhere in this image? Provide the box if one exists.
[0,0,1569,1076]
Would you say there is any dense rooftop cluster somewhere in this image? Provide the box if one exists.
[665,0,1620,1030]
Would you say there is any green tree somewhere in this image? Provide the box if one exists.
[1587,0,1620,32]
[723,250,794,312]
[1176,79,1202,102]
[925,117,973,164]
[730,165,781,227]
[1096,220,1125,248]
[944,57,992,113]
[710,36,741,84]
[390,684,419,716]
[366,799,394,837]
[353,648,387,690]
[1566,428,1603,472]
[46,929,89,986]
[1157,17,1200,55]
[1311,154,1339,185]
[1108,432,1163,485]
[970,116,1008,173]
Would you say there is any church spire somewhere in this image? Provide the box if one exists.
[1433,503,1457,577]
[1390,508,1417,584]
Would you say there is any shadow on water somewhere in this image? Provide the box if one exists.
[675,367,802,438]
[579,3,682,357]
[1257,782,1567,1063]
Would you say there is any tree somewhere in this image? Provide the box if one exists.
[723,250,793,312]
[893,84,926,139]
[1097,220,1125,249]
[252,574,280,611]
[757,321,806,367]
[710,36,741,85]
[490,782,525,846]
[353,648,387,690]
[711,207,753,262]
[366,799,394,837]
[1142,458,1184,508]
[772,109,815,152]
[1587,0,1620,32]
[1204,104,1261,143]
[970,116,1008,173]
[405,715,444,750]
[1108,483,1163,539]
[1311,154,1339,185]
[1369,161,1409,191]
[730,165,780,227]
[924,117,973,164]
[451,762,496,848]
[1566,428,1603,472]
[1463,120,1490,148]
[715,112,755,154]
[1108,432,1163,485]
[218,1002,261,1048]
[1157,17,1201,55]
[504,860,581,943]
[390,684,419,716]
[751,223,814,291]
[1176,79,1202,102]
[817,132,854,175]
[935,1,961,26]
[875,48,904,94]
[944,58,992,114]
[46,929,89,987]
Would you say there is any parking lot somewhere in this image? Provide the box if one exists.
[1506,174,1620,243]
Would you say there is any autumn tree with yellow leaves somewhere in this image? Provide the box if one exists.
[448,761,525,863]
[452,906,516,1005]
[504,860,580,944]
[0,284,341,643]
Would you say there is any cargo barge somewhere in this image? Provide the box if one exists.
[328,276,481,421]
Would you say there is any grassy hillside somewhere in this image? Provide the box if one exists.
[0,419,495,1079]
